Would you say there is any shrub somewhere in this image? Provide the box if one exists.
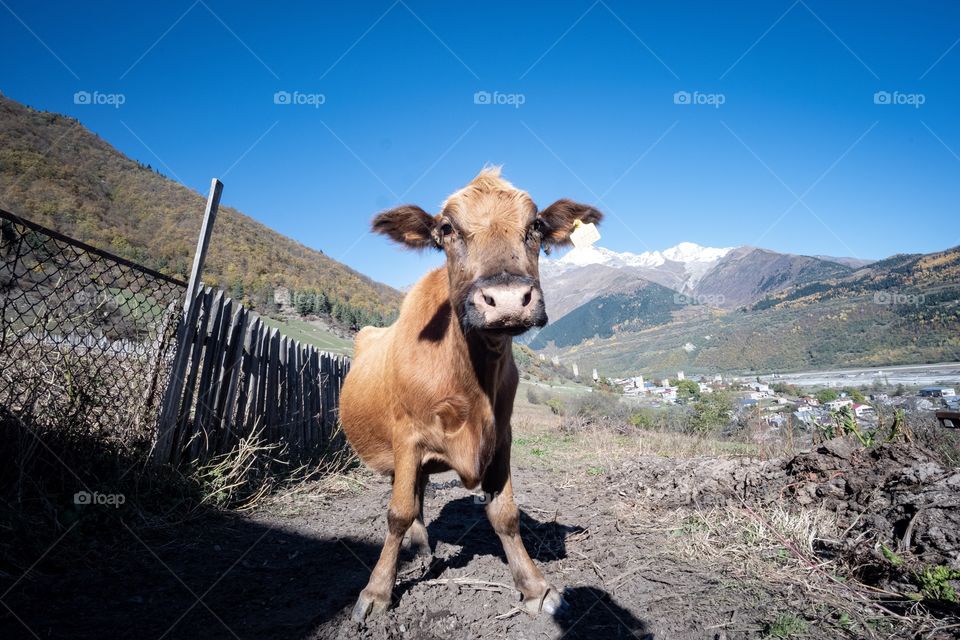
[688,391,735,435]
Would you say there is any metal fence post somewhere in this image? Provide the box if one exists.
[153,179,223,463]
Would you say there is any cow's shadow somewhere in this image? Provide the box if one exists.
[413,494,581,571]
[393,495,651,638]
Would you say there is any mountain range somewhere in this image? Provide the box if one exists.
[530,241,960,376]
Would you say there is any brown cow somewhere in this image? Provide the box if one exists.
[340,167,602,621]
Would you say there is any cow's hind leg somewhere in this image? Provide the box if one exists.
[352,447,420,622]
[482,449,565,616]
[406,470,431,556]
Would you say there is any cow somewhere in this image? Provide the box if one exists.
[339,167,602,622]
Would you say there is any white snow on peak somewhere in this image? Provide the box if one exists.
[551,242,732,272]
[661,242,732,263]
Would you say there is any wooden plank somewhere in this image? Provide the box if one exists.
[191,292,229,461]
[171,287,214,465]
[265,329,281,444]
[201,296,235,458]
[297,345,306,450]
[232,316,260,443]
[251,325,271,439]
[183,179,223,314]
[217,305,248,455]
[307,347,319,449]
[153,288,204,464]
[279,336,290,445]
[294,343,307,453]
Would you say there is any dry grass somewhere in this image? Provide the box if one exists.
[620,500,953,638]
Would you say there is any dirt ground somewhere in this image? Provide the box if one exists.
[3,435,959,639]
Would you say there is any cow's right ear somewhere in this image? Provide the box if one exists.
[371,205,439,250]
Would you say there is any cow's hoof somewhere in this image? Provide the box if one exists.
[351,590,390,622]
[521,587,568,617]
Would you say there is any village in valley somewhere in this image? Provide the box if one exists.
[526,350,960,438]
[615,369,957,428]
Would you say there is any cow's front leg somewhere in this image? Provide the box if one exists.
[352,446,420,622]
[482,448,566,616]
[406,470,431,556]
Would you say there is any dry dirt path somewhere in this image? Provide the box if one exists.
[4,448,952,639]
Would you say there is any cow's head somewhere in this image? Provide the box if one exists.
[372,167,602,335]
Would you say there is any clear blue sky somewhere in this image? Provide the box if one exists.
[2,1,958,288]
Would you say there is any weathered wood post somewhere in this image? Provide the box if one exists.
[153,178,223,464]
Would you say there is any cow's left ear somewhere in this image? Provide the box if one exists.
[537,199,603,247]
[371,205,439,250]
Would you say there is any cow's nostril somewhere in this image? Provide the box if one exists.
[483,293,496,307]
[521,288,533,307]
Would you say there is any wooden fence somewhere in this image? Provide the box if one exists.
[153,286,350,465]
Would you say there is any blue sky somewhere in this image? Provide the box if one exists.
[2,1,959,288]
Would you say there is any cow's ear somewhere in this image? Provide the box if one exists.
[538,199,603,247]
[371,205,439,250]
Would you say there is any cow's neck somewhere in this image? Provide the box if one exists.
[453,322,511,400]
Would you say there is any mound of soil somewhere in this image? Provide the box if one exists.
[617,437,960,569]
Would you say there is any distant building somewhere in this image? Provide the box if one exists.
[748,382,772,394]
[592,368,599,382]
[825,398,854,412]
[919,386,956,398]
[852,403,875,418]
[869,393,889,402]
[273,286,291,307]
[677,371,685,381]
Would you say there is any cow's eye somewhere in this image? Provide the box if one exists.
[440,223,454,236]
[531,219,543,233]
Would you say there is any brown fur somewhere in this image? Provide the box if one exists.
[339,169,602,620]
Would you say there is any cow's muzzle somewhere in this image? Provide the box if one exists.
[462,274,547,335]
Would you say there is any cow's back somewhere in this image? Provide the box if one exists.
[340,323,395,473]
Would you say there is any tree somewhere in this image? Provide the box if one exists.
[842,387,866,403]
[294,289,314,316]
[689,391,734,434]
[312,290,328,315]
[230,278,244,302]
[815,389,839,404]
[671,378,701,402]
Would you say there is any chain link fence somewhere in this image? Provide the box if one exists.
[0,209,185,444]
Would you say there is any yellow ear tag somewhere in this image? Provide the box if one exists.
[570,219,600,248]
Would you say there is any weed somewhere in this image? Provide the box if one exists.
[915,565,960,603]
[764,613,806,638]
[879,543,903,567]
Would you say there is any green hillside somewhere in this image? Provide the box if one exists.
[530,281,682,349]
[0,94,401,326]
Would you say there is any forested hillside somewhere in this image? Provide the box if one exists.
[0,95,401,327]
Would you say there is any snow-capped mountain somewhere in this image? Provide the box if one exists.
[534,242,860,328]
[543,242,734,295]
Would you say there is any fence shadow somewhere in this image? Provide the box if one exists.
[0,509,379,640]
